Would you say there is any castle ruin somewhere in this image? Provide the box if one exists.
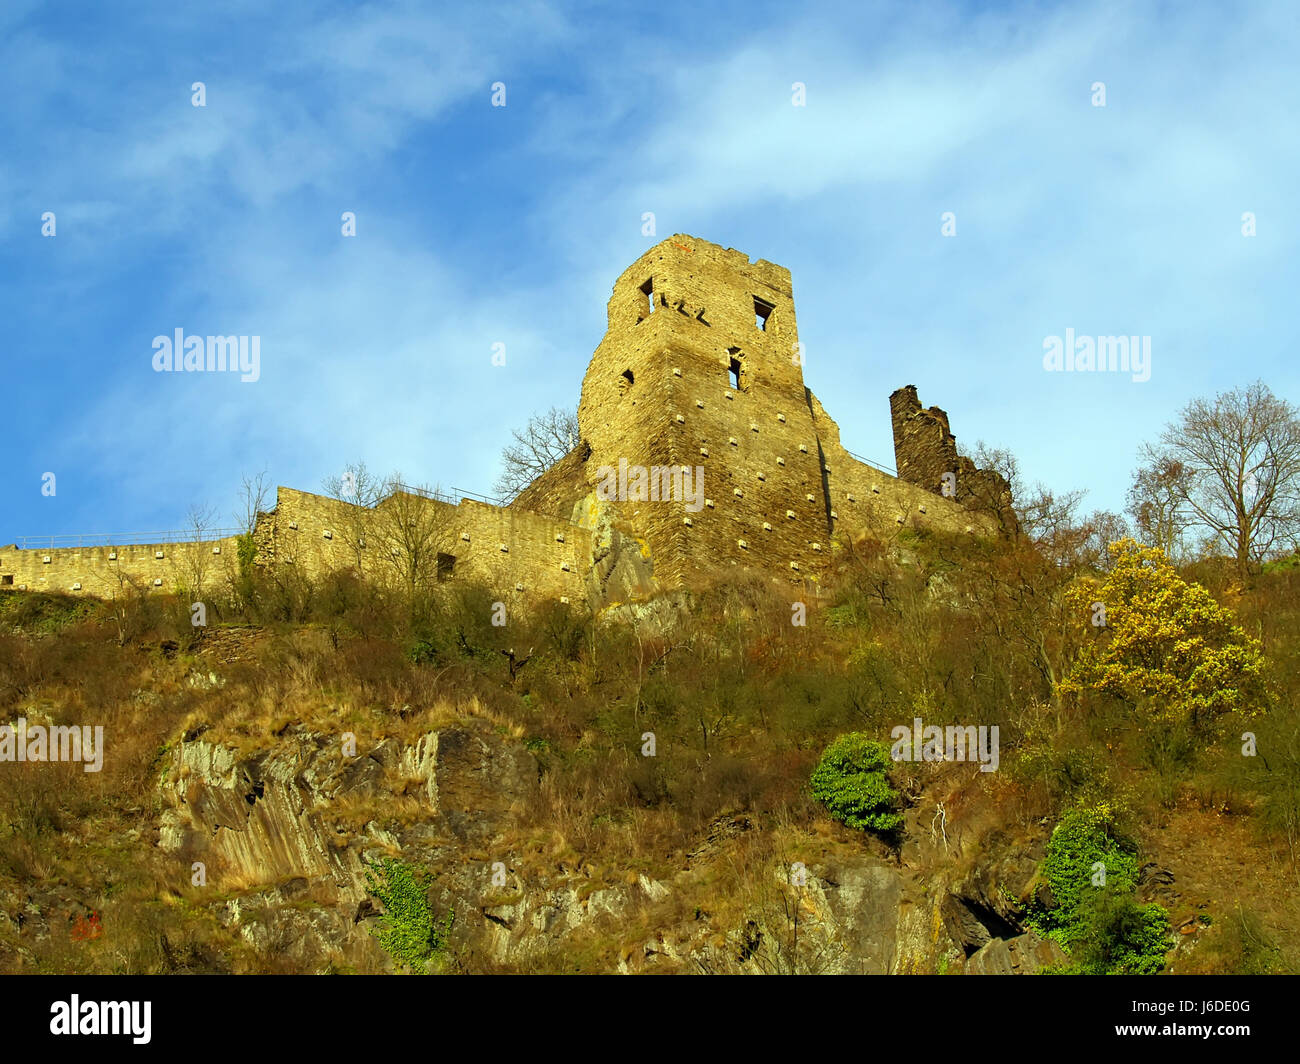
[0,235,1010,605]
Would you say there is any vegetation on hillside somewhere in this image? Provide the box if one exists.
[2,467,1300,972]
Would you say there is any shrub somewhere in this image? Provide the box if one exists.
[1033,805,1139,925]
[1030,804,1171,974]
[1014,740,1114,808]
[1062,539,1269,740]
[1191,905,1292,974]
[362,857,454,974]
[809,732,902,834]
[1060,893,1171,975]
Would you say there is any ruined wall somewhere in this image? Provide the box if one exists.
[509,442,593,522]
[1,489,593,605]
[807,392,989,544]
[257,487,593,602]
[889,385,1014,525]
[0,537,242,599]
[575,235,993,590]
[3,238,1009,606]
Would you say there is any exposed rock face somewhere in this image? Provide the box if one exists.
[575,493,659,606]
[156,719,542,971]
[152,719,1061,975]
[965,931,1067,975]
[160,735,358,886]
[804,863,903,974]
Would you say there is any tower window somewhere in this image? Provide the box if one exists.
[726,348,746,391]
[640,278,654,317]
[620,368,634,395]
[437,553,456,581]
[753,296,774,331]
[1,575,12,586]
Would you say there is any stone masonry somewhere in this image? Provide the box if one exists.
[515,235,1007,592]
[0,235,1008,605]
[890,385,1015,528]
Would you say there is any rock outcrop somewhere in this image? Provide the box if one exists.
[152,717,1061,974]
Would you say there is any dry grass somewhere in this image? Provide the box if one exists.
[4,551,1300,973]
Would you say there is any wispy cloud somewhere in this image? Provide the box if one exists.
[2,0,1297,540]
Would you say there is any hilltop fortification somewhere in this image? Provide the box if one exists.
[1,236,1009,604]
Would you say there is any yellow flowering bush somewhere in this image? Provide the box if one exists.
[1061,539,1268,737]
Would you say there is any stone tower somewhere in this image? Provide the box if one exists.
[2,236,1008,602]
[577,235,833,588]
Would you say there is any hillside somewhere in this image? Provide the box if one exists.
[2,527,1296,975]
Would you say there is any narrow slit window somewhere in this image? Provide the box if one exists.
[620,368,634,395]
[640,277,654,316]
[753,296,774,331]
[727,349,745,391]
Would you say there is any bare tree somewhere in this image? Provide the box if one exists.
[955,489,1089,722]
[370,476,455,603]
[1126,452,1193,560]
[493,406,579,501]
[1147,381,1300,577]
[106,562,151,647]
[236,470,272,535]
[177,502,218,597]
[962,441,1019,532]
[973,441,1126,569]
[930,461,1113,725]
[322,461,385,574]
[971,443,1023,498]
[225,471,272,611]
[1080,509,1130,572]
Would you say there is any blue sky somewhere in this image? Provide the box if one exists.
[2,0,1297,542]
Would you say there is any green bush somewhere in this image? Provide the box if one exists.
[1057,893,1171,975]
[406,638,439,665]
[809,732,902,834]
[1030,805,1171,974]
[1038,805,1140,918]
[0,590,94,634]
[363,857,454,974]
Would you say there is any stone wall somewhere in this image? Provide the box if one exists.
[256,487,593,602]
[509,442,593,522]
[2,237,1009,606]
[580,236,833,589]
[808,392,986,544]
[573,235,995,591]
[0,489,593,605]
[0,537,242,599]
[889,385,1014,526]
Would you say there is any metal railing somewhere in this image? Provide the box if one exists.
[16,528,243,550]
[391,483,459,505]
[392,484,505,507]
[453,486,508,506]
[844,449,897,477]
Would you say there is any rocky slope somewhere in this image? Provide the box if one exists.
[152,713,1077,974]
